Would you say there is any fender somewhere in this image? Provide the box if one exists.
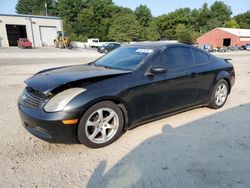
[205,70,231,105]
[216,69,235,93]
[215,70,230,83]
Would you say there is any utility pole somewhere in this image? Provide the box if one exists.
[45,3,48,16]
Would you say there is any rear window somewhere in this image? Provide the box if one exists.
[192,49,210,65]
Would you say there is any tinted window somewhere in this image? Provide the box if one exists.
[162,47,194,69]
[95,47,154,70]
[192,49,210,65]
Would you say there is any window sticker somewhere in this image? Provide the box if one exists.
[135,49,153,53]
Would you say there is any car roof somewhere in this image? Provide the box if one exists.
[123,42,212,57]
[125,42,193,49]
[105,42,120,44]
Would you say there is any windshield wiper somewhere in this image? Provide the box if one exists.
[102,65,114,69]
[94,64,114,69]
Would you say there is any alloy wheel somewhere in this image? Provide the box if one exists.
[214,83,228,106]
[85,108,119,144]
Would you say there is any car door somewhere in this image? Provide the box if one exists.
[139,46,200,120]
[191,49,216,105]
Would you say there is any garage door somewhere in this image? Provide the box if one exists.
[40,26,57,46]
[6,24,27,46]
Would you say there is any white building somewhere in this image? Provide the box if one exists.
[0,14,63,47]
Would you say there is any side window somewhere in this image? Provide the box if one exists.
[192,49,210,65]
[162,47,194,69]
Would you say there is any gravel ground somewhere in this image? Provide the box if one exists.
[0,48,250,188]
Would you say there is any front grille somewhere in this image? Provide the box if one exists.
[19,87,48,109]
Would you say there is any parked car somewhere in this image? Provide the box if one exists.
[246,44,250,51]
[97,42,121,53]
[17,38,32,49]
[241,44,250,51]
[240,45,247,50]
[86,38,104,48]
[18,43,235,148]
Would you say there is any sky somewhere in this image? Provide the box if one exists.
[0,0,249,16]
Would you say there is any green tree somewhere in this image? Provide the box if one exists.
[210,1,232,24]
[108,13,141,42]
[134,5,152,27]
[225,19,240,28]
[204,18,222,31]
[143,19,160,41]
[156,8,193,40]
[57,0,116,40]
[57,0,85,27]
[234,11,250,29]
[176,24,193,44]
[16,0,57,16]
[195,3,212,33]
[76,8,98,37]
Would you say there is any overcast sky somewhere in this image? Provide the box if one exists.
[0,0,249,16]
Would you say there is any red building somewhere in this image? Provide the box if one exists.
[197,28,250,47]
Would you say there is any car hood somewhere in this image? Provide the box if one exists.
[25,64,131,94]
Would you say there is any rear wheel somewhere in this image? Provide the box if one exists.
[77,101,124,148]
[67,44,73,49]
[208,79,229,109]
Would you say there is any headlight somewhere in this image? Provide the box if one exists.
[44,88,86,112]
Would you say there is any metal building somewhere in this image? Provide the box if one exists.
[197,28,250,47]
[0,14,63,47]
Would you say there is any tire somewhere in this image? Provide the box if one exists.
[77,101,124,148]
[59,42,64,49]
[208,79,229,109]
[67,44,73,49]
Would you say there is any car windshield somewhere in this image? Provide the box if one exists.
[95,47,154,70]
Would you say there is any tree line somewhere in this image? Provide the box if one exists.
[16,0,250,44]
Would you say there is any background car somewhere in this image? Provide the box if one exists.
[18,43,235,148]
[246,44,250,51]
[97,42,121,53]
[17,38,32,49]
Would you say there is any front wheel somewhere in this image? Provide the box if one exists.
[77,101,124,148]
[208,79,229,109]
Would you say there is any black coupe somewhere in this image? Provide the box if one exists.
[18,42,235,148]
[97,42,121,53]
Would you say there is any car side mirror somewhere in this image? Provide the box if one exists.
[150,66,167,74]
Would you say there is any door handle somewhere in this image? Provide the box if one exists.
[190,72,198,78]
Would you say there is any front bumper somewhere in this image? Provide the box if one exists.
[18,104,80,143]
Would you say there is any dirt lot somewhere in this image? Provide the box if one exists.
[0,48,250,188]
